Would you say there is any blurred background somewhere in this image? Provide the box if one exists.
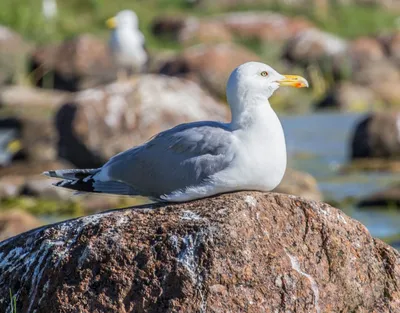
[0,0,399,248]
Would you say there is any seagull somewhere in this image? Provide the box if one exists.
[44,62,308,202]
[106,10,149,80]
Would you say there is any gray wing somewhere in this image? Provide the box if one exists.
[102,121,235,198]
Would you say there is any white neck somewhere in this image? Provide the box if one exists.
[229,93,273,130]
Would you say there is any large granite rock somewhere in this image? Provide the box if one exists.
[283,28,348,66]
[217,11,313,42]
[275,168,323,201]
[56,75,229,168]
[0,210,42,242]
[0,25,32,86]
[30,34,117,92]
[314,82,380,112]
[0,192,399,312]
[350,112,400,159]
[152,16,233,45]
[358,184,400,208]
[159,43,260,98]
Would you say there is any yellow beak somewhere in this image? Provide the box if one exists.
[279,75,309,88]
[106,17,117,29]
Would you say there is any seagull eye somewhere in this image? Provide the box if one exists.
[261,71,268,77]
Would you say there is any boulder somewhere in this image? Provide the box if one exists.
[275,168,323,201]
[314,82,380,112]
[0,175,26,198]
[218,11,313,42]
[349,37,386,65]
[0,85,71,111]
[386,31,400,65]
[0,25,32,86]
[351,59,400,87]
[0,192,399,312]
[283,29,348,65]
[56,75,229,168]
[0,160,72,200]
[30,34,117,92]
[152,16,233,45]
[159,43,260,98]
[350,112,400,159]
[0,210,42,242]
[0,115,57,164]
[358,184,400,208]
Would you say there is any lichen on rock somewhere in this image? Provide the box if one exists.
[0,192,399,312]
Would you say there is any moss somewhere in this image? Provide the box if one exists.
[0,196,84,217]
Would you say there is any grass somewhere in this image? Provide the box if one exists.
[0,0,398,50]
[9,289,17,313]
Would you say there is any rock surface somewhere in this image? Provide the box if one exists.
[0,25,32,86]
[218,11,313,42]
[283,29,348,65]
[159,43,260,98]
[358,184,400,208]
[0,210,42,242]
[314,82,380,112]
[0,192,399,312]
[56,75,229,168]
[275,168,323,201]
[350,111,400,159]
[30,34,117,92]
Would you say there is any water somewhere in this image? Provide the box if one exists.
[281,112,400,242]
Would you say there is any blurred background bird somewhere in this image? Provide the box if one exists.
[106,10,149,81]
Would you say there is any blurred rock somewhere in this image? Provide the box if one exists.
[151,15,187,40]
[369,80,400,106]
[22,177,72,201]
[0,175,25,198]
[350,112,400,159]
[0,116,57,163]
[56,75,229,168]
[0,160,73,200]
[0,25,32,86]
[0,85,71,110]
[283,29,348,65]
[386,31,400,65]
[352,59,400,87]
[315,82,380,112]
[152,16,233,45]
[179,18,233,45]
[30,34,117,92]
[358,185,400,208]
[152,12,312,45]
[0,160,71,177]
[349,37,386,65]
[159,43,260,98]
[275,168,323,201]
[218,11,313,42]
[1,192,400,312]
[0,210,42,242]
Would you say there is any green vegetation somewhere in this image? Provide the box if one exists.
[9,289,17,313]
[0,0,398,50]
[1,197,84,217]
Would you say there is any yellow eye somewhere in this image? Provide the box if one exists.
[261,71,268,77]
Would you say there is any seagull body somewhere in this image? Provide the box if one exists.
[45,62,308,202]
[107,10,148,76]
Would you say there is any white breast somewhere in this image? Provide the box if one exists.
[215,105,287,191]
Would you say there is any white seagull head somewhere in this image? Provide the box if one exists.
[226,62,308,116]
[226,62,308,107]
[106,10,139,30]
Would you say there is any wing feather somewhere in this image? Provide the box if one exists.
[103,121,234,198]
